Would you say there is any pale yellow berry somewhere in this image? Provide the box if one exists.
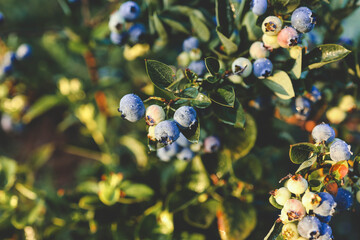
[326,107,346,124]
[282,223,299,240]
[263,34,280,50]
[339,95,356,112]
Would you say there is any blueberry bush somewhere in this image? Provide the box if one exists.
[0,0,360,239]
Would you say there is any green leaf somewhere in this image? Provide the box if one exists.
[190,14,210,42]
[269,195,283,210]
[22,95,66,124]
[161,17,190,35]
[243,12,263,41]
[185,69,199,82]
[191,93,212,109]
[216,27,238,55]
[119,136,148,169]
[98,181,120,206]
[303,44,351,70]
[79,195,101,210]
[218,197,256,240]
[264,220,284,240]
[183,199,218,229]
[296,154,317,174]
[177,87,199,99]
[289,46,303,79]
[214,98,246,128]
[205,57,220,76]
[27,143,55,170]
[165,189,198,213]
[182,156,210,193]
[145,60,175,90]
[0,157,17,190]
[270,0,301,15]
[122,183,154,200]
[153,13,168,46]
[210,85,235,107]
[289,143,318,164]
[215,0,234,38]
[232,154,262,182]
[263,71,295,100]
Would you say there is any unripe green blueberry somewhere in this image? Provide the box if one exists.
[356,191,360,203]
[282,223,299,240]
[280,199,306,223]
[148,126,156,141]
[232,57,252,77]
[228,75,243,84]
[250,41,269,59]
[286,174,308,195]
[274,187,291,205]
[339,95,356,112]
[177,51,191,67]
[145,105,165,126]
[262,16,282,36]
[189,48,202,61]
[302,191,321,212]
[326,107,346,124]
[108,11,125,33]
[262,34,280,50]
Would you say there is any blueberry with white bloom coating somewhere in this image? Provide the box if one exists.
[188,60,206,76]
[128,23,146,43]
[293,96,311,119]
[174,106,197,129]
[297,216,321,239]
[145,105,165,126]
[204,136,221,153]
[175,133,191,147]
[314,192,336,222]
[157,142,179,162]
[177,148,194,161]
[154,120,180,145]
[291,7,316,33]
[262,16,282,36]
[253,58,273,78]
[119,1,141,22]
[110,31,128,45]
[232,57,252,77]
[249,41,269,59]
[274,187,291,206]
[330,139,352,162]
[251,0,267,16]
[16,44,32,60]
[312,123,335,144]
[286,174,308,195]
[109,11,125,33]
[118,94,145,122]
[280,199,306,223]
[319,223,333,239]
[282,223,299,240]
[183,37,200,52]
[277,26,299,48]
[334,188,353,211]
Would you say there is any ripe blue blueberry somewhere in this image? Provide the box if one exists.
[110,31,128,45]
[119,1,141,22]
[128,23,146,43]
[16,44,32,60]
[334,188,353,211]
[250,0,267,16]
[183,37,200,52]
[118,93,145,122]
[293,96,311,119]
[314,192,336,222]
[291,7,316,33]
[319,223,333,239]
[154,120,180,145]
[253,58,273,79]
[157,142,179,162]
[174,106,197,129]
[330,139,352,162]
[277,26,299,48]
[109,10,125,33]
[309,85,322,102]
[312,123,335,144]
[0,12,4,24]
[297,216,321,239]
[175,133,191,148]
[188,60,206,76]
[204,136,221,153]
[177,148,194,161]
[232,57,252,78]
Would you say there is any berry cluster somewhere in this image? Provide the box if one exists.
[269,123,357,239]
[108,1,146,46]
[0,44,32,77]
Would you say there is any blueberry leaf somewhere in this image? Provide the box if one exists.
[263,71,295,100]
[183,199,218,229]
[270,0,301,15]
[205,57,220,76]
[153,13,168,46]
[177,87,199,99]
[289,142,318,164]
[295,154,317,174]
[190,93,212,109]
[213,99,246,128]
[216,27,238,55]
[289,46,303,79]
[269,195,283,210]
[145,59,175,91]
[190,14,210,42]
[215,0,234,38]
[165,189,198,213]
[210,85,235,107]
[181,156,210,193]
[160,16,190,34]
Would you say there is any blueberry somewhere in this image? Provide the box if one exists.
[249,41,269,59]
[119,1,141,22]
[293,96,311,119]
[118,93,145,122]
[280,199,306,223]
[302,191,321,212]
[277,26,299,48]
[311,123,335,144]
[314,192,336,220]
[175,133,191,148]
[177,51,191,67]
[273,187,291,206]
[281,223,299,240]
[204,136,221,153]
[174,106,197,129]
[338,37,353,47]
[188,60,206,76]
[157,142,179,162]
[286,174,308,195]
[232,57,252,78]
[154,120,180,145]
[16,44,32,60]
[291,7,315,33]
[182,37,200,52]
[319,223,333,239]
[128,23,146,43]
[334,188,353,211]
[262,34,280,50]
[262,16,282,36]
[110,31,128,45]
[253,58,273,78]
[108,10,125,33]
[309,85,322,102]
[297,216,321,239]
[330,139,352,162]
[0,12,4,24]
[145,104,165,126]
[176,148,194,161]
[251,0,267,16]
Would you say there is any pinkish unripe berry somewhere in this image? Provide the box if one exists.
[145,105,165,126]
[280,199,306,223]
[277,26,299,48]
